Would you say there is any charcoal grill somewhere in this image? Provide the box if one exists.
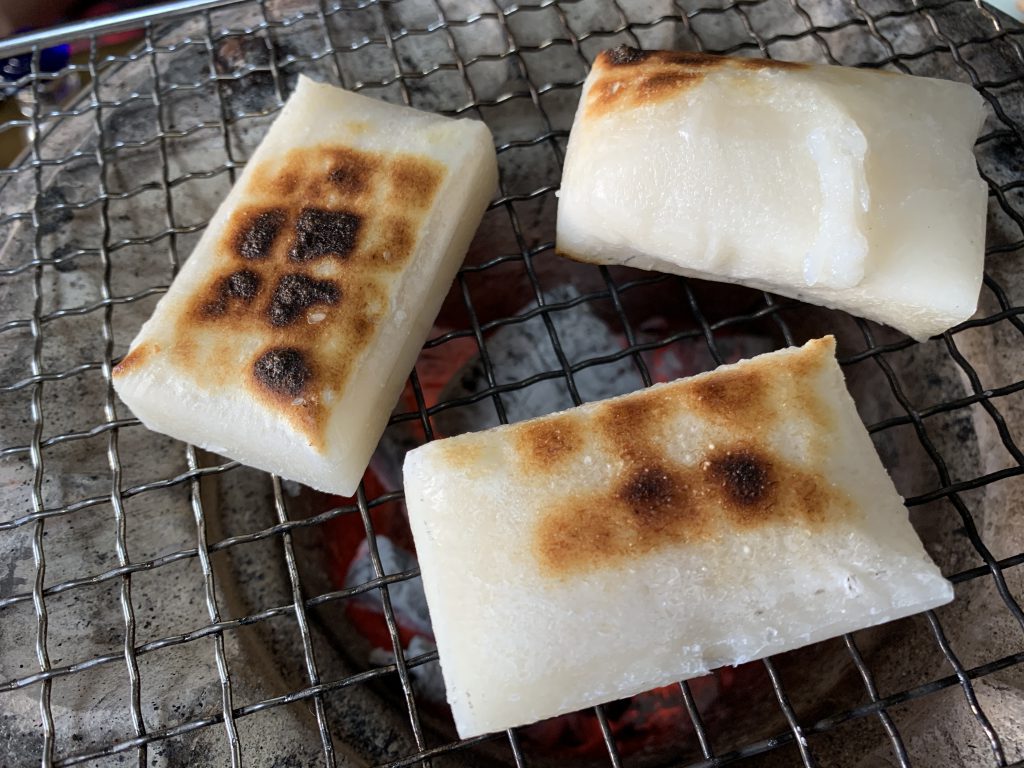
[1,0,1024,765]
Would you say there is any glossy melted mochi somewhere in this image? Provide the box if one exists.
[557,47,988,341]
[404,337,953,738]
[114,76,497,495]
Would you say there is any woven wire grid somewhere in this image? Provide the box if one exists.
[0,0,1023,765]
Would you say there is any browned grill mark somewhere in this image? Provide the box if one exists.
[253,347,311,397]
[233,209,286,261]
[267,273,340,327]
[290,208,362,262]
[785,340,835,428]
[389,157,446,210]
[530,338,849,577]
[588,71,702,117]
[351,314,373,342]
[373,216,417,269]
[328,167,359,192]
[200,300,225,318]
[515,417,582,471]
[535,504,622,577]
[687,367,773,427]
[327,148,381,196]
[736,56,809,71]
[275,171,299,197]
[113,343,152,377]
[586,47,809,119]
[617,464,688,529]
[439,440,487,472]
[584,70,707,118]
[534,465,710,577]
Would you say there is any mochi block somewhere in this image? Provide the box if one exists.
[114,76,497,495]
[557,46,988,341]
[404,336,953,737]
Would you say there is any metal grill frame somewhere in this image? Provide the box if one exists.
[0,0,1023,765]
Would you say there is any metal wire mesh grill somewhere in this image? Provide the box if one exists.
[0,0,1023,765]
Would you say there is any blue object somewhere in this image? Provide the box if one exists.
[1,42,71,97]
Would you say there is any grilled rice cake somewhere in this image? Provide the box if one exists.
[404,336,953,737]
[113,76,497,495]
[556,46,987,341]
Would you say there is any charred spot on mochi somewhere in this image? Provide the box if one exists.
[605,45,649,66]
[253,347,311,397]
[268,273,340,327]
[534,462,708,577]
[328,166,361,194]
[705,443,851,529]
[234,209,286,261]
[706,449,774,508]
[224,269,261,301]
[290,208,362,262]
[200,269,263,317]
[200,298,226,318]
[617,465,685,527]
[326,148,380,196]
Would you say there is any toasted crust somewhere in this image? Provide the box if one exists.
[114,143,447,448]
[435,336,843,579]
[583,45,809,120]
[532,338,844,578]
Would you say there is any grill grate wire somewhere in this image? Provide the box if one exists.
[0,0,1022,766]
